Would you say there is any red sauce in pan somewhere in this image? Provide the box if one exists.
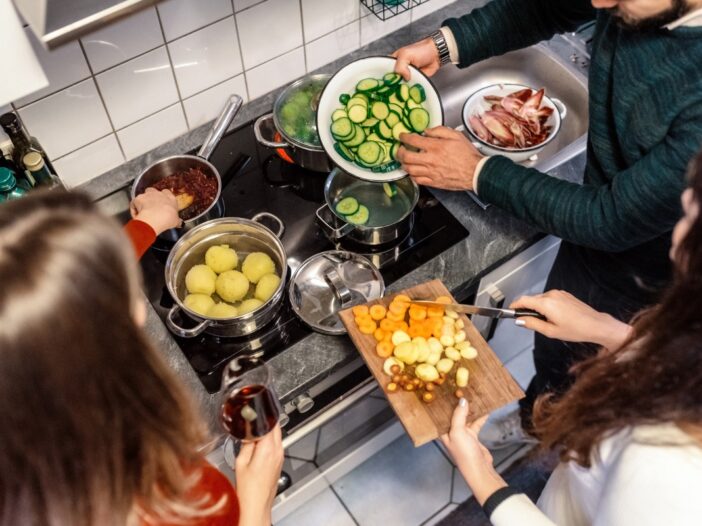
[151,167,218,220]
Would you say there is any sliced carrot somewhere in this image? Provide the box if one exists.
[420,320,435,338]
[355,314,373,326]
[427,306,445,318]
[394,294,411,303]
[359,320,377,334]
[407,325,420,338]
[434,296,452,305]
[409,306,427,321]
[374,328,386,342]
[369,304,387,321]
[397,321,409,332]
[352,305,370,317]
[388,302,408,316]
[386,310,405,322]
[376,340,394,358]
[379,318,396,332]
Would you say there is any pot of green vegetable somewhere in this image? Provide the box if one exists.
[316,168,419,246]
[254,74,333,173]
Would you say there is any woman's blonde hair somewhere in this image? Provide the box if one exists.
[0,191,223,526]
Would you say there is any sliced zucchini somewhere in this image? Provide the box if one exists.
[331,109,348,121]
[356,78,380,92]
[366,132,383,143]
[388,103,404,116]
[406,99,422,110]
[348,104,368,123]
[383,182,398,197]
[383,72,401,86]
[409,84,426,103]
[331,117,354,140]
[385,112,401,127]
[339,93,350,105]
[372,161,401,173]
[388,93,402,106]
[376,85,392,96]
[376,120,393,140]
[343,125,366,147]
[356,141,382,166]
[347,97,368,110]
[361,117,379,128]
[334,142,355,163]
[408,108,430,133]
[370,101,390,120]
[392,122,412,141]
[390,142,400,161]
[335,196,360,215]
[397,84,410,102]
[346,205,369,225]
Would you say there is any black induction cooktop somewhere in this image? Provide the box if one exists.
[137,117,469,393]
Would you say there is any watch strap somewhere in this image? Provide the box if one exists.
[430,29,451,67]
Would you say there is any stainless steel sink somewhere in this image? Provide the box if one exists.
[432,43,589,174]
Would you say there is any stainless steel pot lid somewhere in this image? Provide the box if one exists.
[273,74,330,151]
[288,250,385,335]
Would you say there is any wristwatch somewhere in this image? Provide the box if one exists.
[430,30,451,67]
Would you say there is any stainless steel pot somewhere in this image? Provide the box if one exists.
[164,214,287,338]
[131,95,243,243]
[253,74,333,173]
[316,169,419,246]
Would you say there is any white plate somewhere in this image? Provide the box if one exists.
[316,56,444,182]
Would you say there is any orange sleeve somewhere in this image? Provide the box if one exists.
[124,219,157,260]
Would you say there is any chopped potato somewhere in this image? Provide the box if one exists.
[184,293,215,316]
[456,367,469,387]
[445,309,459,319]
[454,330,467,343]
[413,338,430,363]
[427,337,443,354]
[440,334,455,348]
[416,364,439,383]
[383,357,405,376]
[444,347,461,361]
[437,358,455,375]
[185,264,217,295]
[454,319,465,330]
[425,349,442,366]
[460,346,479,360]
[455,341,471,352]
[394,341,418,365]
[205,244,238,273]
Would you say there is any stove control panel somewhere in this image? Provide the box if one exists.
[293,393,315,413]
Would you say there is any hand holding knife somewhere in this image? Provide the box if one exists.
[411,300,547,321]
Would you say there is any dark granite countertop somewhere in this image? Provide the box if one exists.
[87,0,589,447]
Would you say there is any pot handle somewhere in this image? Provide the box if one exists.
[254,113,289,149]
[551,98,567,120]
[324,268,354,307]
[316,204,355,240]
[166,305,211,338]
[252,211,285,238]
[198,95,244,160]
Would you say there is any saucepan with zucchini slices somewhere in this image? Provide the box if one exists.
[316,167,419,246]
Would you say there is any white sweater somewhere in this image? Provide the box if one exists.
[491,424,702,526]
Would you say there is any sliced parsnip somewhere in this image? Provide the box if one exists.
[383,357,404,376]
[391,329,411,346]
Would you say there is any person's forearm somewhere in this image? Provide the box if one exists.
[458,462,507,506]
[442,0,595,67]
[594,315,633,351]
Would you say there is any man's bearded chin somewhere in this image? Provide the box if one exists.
[609,0,690,31]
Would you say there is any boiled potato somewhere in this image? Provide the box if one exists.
[427,337,443,354]
[456,367,469,387]
[425,349,442,366]
[437,358,455,375]
[184,293,215,316]
[205,244,238,273]
[444,347,461,362]
[216,270,250,302]
[416,364,439,383]
[185,264,217,295]
[454,330,467,343]
[255,273,281,302]
[394,341,418,365]
[239,298,264,315]
[414,339,431,363]
[208,302,239,318]
[460,346,478,360]
[242,252,276,284]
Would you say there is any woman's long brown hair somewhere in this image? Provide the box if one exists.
[0,192,214,526]
[533,150,702,467]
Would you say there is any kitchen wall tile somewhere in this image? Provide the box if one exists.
[301,0,359,43]
[18,80,112,159]
[157,0,233,41]
[53,135,124,187]
[81,7,163,73]
[233,0,264,12]
[360,9,411,47]
[96,47,179,129]
[117,103,188,159]
[14,32,90,108]
[236,0,303,69]
[411,0,458,22]
[245,47,305,100]
[168,17,243,99]
[183,75,248,129]
[305,21,360,72]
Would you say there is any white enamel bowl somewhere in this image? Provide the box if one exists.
[462,83,567,163]
[317,56,444,182]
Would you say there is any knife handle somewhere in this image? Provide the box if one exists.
[512,309,547,321]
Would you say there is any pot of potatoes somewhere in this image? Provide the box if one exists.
[164,214,287,338]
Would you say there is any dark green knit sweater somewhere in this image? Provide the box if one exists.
[444,0,702,301]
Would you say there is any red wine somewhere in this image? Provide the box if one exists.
[222,384,279,441]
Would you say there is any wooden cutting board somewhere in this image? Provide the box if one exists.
[339,279,524,447]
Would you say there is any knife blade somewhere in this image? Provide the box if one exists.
[410,300,546,321]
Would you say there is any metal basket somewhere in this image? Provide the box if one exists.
[361,0,431,21]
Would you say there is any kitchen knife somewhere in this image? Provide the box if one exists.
[410,300,547,321]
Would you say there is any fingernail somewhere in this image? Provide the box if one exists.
[515,319,526,327]
[459,397,467,407]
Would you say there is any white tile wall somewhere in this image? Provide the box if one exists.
[157,0,233,41]
[17,79,112,158]
[117,103,188,159]
[301,0,359,42]
[96,47,179,129]
[183,75,248,129]
[81,7,163,73]
[52,135,125,188]
[168,17,243,98]
[236,0,303,69]
[7,0,459,186]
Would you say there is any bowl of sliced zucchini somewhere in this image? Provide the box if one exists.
[317,56,444,182]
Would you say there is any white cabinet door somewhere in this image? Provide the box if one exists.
[473,236,560,372]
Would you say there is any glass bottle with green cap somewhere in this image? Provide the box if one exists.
[23,151,61,188]
[0,167,29,202]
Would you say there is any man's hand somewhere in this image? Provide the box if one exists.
[511,290,634,351]
[392,37,441,81]
[397,127,484,191]
[236,425,284,526]
[130,188,181,235]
